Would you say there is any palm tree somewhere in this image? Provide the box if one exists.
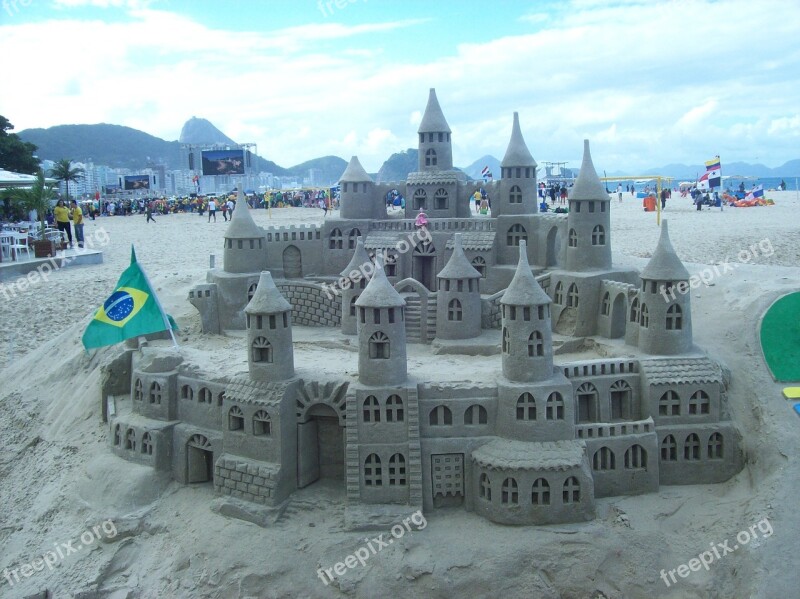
[3,169,57,238]
[48,158,84,200]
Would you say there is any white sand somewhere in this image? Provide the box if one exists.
[1,191,799,598]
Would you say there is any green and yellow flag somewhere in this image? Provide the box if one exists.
[82,247,177,350]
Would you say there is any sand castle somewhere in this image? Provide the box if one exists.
[105,89,743,528]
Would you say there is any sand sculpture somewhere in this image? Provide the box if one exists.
[105,89,743,528]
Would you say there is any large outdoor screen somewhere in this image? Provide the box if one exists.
[123,175,150,190]
[201,149,245,176]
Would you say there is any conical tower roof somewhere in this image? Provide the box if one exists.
[501,112,537,168]
[417,88,451,133]
[341,236,373,278]
[437,234,481,280]
[568,139,609,201]
[339,155,373,183]
[501,241,551,306]
[355,255,405,308]
[225,195,263,239]
[640,220,690,281]
[245,271,292,314]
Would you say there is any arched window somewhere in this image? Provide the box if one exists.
[386,395,404,422]
[509,185,522,204]
[247,282,257,302]
[479,473,491,500]
[448,298,463,321]
[181,384,193,401]
[567,283,579,308]
[434,188,448,210]
[576,382,598,422]
[546,392,564,420]
[198,387,212,403]
[149,381,162,404]
[113,424,121,445]
[516,393,536,420]
[554,282,563,304]
[531,478,550,505]
[471,256,486,277]
[568,228,577,248]
[228,406,244,431]
[368,331,390,359]
[133,379,143,401]
[141,432,153,455]
[464,404,488,425]
[349,296,357,317]
[425,148,437,167]
[384,252,397,277]
[125,428,136,451]
[217,392,224,407]
[592,225,605,245]
[502,327,509,353]
[610,380,632,420]
[624,444,647,469]
[413,189,427,210]
[661,435,677,461]
[429,405,452,426]
[348,228,361,249]
[688,390,710,415]
[506,224,527,246]
[593,447,615,470]
[528,331,544,357]
[659,390,680,416]
[251,337,273,363]
[630,297,640,323]
[363,396,381,422]
[640,303,649,328]
[253,410,271,435]
[501,478,519,504]
[684,433,701,460]
[708,432,724,459]
[388,453,406,486]
[364,454,382,486]
[329,228,343,249]
[563,477,580,503]
[666,304,682,330]
[601,292,610,316]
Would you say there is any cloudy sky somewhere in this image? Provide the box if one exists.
[1,0,798,173]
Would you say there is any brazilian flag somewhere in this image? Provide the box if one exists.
[82,247,178,350]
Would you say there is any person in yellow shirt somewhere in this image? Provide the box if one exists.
[70,200,84,248]
[53,199,73,248]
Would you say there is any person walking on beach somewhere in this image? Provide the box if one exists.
[617,184,623,203]
[221,200,229,221]
[208,198,217,222]
[227,197,235,217]
[70,200,84,248]
[54,199,73,248]
[145,202,156,223]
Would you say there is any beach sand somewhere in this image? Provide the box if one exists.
[1,190,799,598]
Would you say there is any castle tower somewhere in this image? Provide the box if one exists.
[223,196,267,273]
[245,271,295,381]
[355,256,407,386]
[417,88,453,173]
[565,140,611,272]
[638,220,693,355]
[501,240,553,382]
[496,112,538,216]
[340,236,373,335]
[339,156,380,220]
[436,233,482,340]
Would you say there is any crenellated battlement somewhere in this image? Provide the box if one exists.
[264,224,322,243]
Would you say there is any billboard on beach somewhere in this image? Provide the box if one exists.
[123,175,150,190]
[201,149,245,176]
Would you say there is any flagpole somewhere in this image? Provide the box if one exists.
[136,248,179,348]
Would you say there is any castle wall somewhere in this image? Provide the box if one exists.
[176,375,225,431]
[109,418,174,472]
[656,422,743,485]
[495,376,575,441]
[263,224,323,279]
[277,282,341,327]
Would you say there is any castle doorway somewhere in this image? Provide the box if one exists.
[412,239,437,291]
[297,404,345,489]
[610,293,627,338]
[282,245,302,278]
[187,434,214,484]
[546,226,559,267]
[431,453,464,508]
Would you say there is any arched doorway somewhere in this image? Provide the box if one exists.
[610,293,627,338]
[546,227,560,267]
[297,404,345,489]
[282,245,302,278]
[396,278,433,343]
[187,434,213,483]
[412,239,437,291]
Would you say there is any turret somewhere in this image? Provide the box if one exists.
[340,237,373,335]
[355,256,407,386]
[223,196,267,273]
[501,240,553,381]
[637,220,693,355]
[245,271,294,381]
[339,156,381,220]
[496,112,538,216]
[565,140,611,271]
[417,88,453,172]
[436,234,482,340]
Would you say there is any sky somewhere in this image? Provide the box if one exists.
[1,0,799,173]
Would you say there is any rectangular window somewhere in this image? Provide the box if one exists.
[269,315,276,329]
[374,308,381,324]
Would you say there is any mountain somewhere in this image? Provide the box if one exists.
[376,148,418,182]
[464,155,501,181]
[286,155,348,186]
[179,117,236,145]
[622,160,800,179]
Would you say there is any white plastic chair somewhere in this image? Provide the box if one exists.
[0,233,13,261]
[9,232,31,261]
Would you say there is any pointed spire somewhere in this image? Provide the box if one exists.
[438,233,481,280]
[355,255,405,308]
[640,220,690,281]
[245,271,292,314]
[225,194,263,238]
[568,139,609,201]
[418,88,451,133]
[339,155,373,183]
[340,236,373,278]
[501,112,537,168]
[501,241,551,306]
